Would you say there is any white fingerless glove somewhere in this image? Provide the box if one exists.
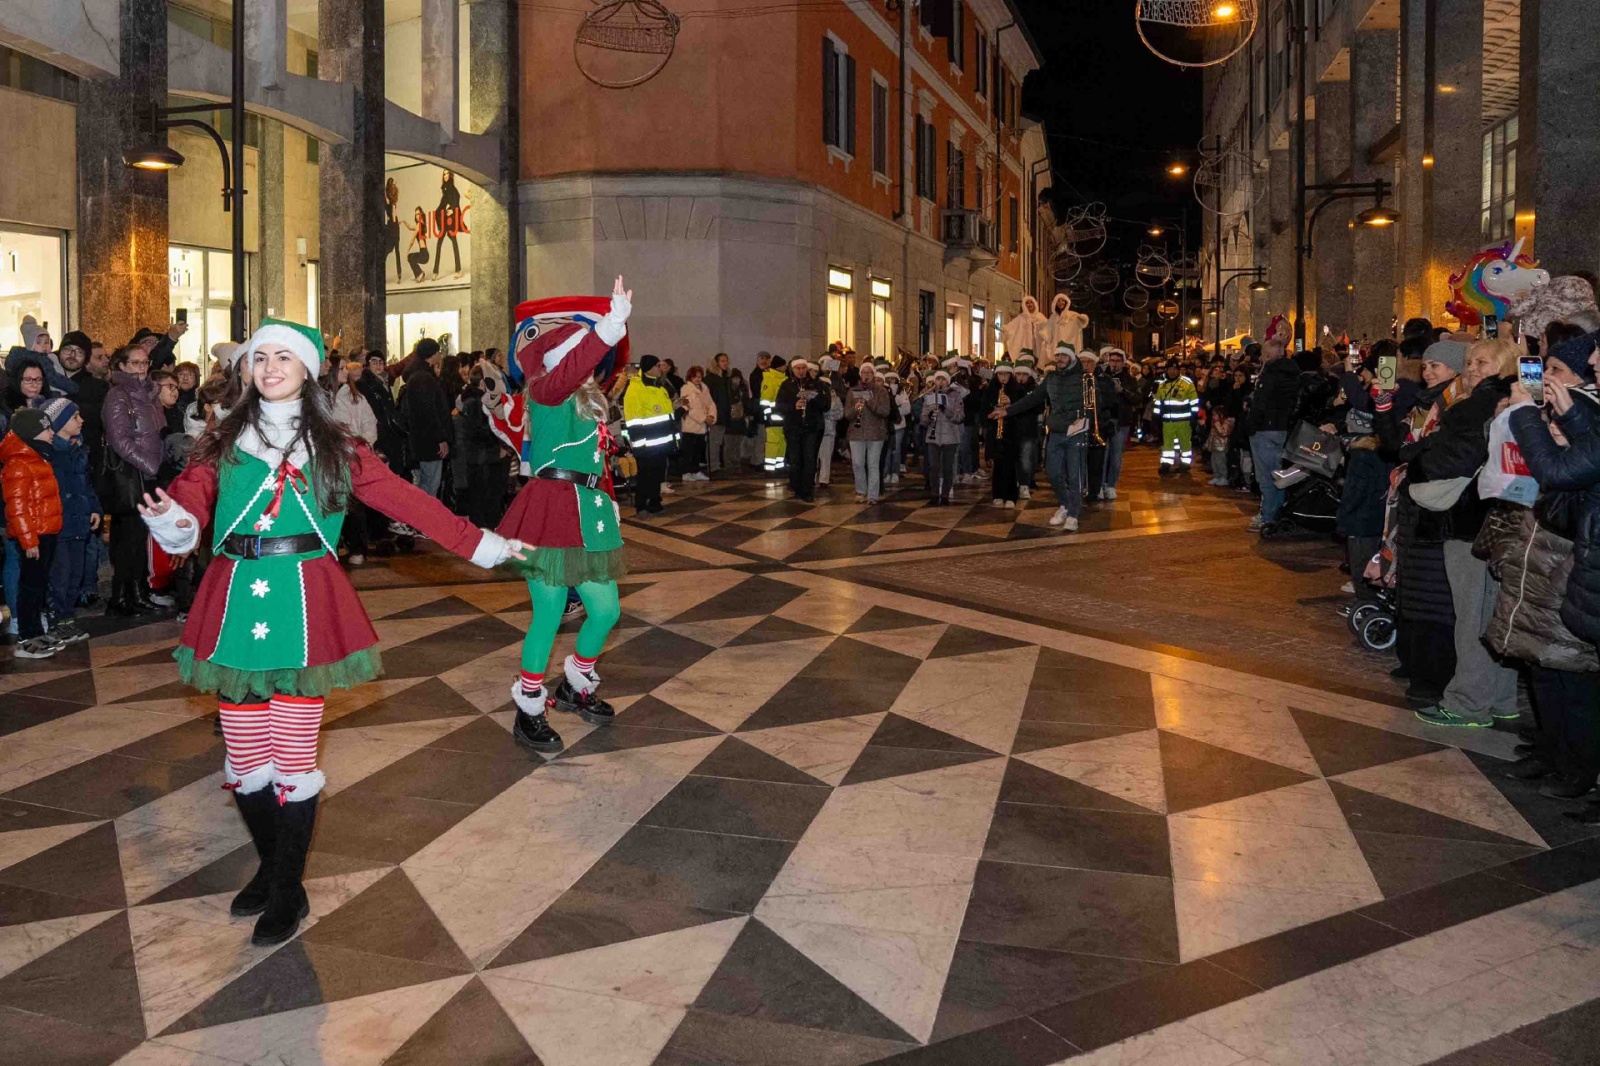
[143,501,201,555]
[470,530,518,569]
[595,293,632,346]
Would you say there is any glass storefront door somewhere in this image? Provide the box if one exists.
[0,226,66,350]
[169,245,252,367]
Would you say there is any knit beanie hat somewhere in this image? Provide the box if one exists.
[638,354,660,375]
[1548,331,1600,385]
[242,318,324,377]
[59,330,93,355]
[8,407,50,441]
[42,397,79,433]
[19,316,41,349]
[1422,338,1468,375]
[1508,276,1599,340]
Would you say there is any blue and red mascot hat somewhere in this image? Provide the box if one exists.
[506,295,629,390]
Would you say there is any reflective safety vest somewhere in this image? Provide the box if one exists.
[1152,377,1199,422]
[623,377,678,453]
[760,371,786,470]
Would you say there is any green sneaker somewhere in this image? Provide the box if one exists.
[1414,705,1493,728]
[1490,709,1522,720]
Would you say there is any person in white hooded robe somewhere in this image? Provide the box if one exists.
[1045,294,1089,356]
[1001,295,1048,360]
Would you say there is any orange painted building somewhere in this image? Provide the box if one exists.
[518,0,1050,368]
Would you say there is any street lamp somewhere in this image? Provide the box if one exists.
[1212,265,1269,355]
[1166,161,1188,178]
[121,0,247,343]
[1355,203,1399,227]
[1303,180,1398,255]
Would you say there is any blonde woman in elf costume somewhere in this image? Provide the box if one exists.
[137,319,524,946]
[498,276,634,754]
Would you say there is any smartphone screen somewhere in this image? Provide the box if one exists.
[1519,355,1544,406]
[175,307,188,325]
[1485,314,1500,339]
[1375,354,1398,390]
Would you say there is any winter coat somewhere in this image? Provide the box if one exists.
[103,370,165,477]
[0,432,63,549]
[705,368,734,423]
[1511,395,1600,646]
[1484,501,1597,671]
[67,369,109,461]
[844,382,892,442]
[333,387,379,445]
[1401,376,1509,543]
[49,435,101,539]
[775,374,828,437]
[454,385,503,467]
[1395,492,1454,626]
[1246,357,1301,434]
[1337,446,1391,538]
[679,380,717,434]
[922,384,968,446]
[401,362,453,456]
[1005,358,1087,434]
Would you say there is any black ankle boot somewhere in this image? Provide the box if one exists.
[230,788,278,917]
[1539,772,1598,800]
[552,678,615,726]
[513,708,564,753]
[253,794,318,946]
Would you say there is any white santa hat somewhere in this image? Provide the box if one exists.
[790,357,814,372]
[241,319,324,377]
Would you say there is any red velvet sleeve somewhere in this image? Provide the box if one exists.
[164,461,220,536]
[348,442,484,559]
[526,330,615,407]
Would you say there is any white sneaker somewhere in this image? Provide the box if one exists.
[1049,507,1069,527]
[662,483,675,494]
[1103,487,1116,500]
[1019,486,1031,500]
[1062,516,1079,532]
[1340,581,1355,594]
[1005,501,1015,510]
[14,637,56,659]
[348,554,365,566]
[1247,515,1265,532]
[696,472,711,481]
[992,498,1003,507]
[147,591,175,607]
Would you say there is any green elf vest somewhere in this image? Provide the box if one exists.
[511,394,627,588]
[174,448,377,700]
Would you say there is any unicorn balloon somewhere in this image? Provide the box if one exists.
[1446,238,1548,327]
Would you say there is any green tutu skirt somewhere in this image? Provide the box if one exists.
[175,645,383,702]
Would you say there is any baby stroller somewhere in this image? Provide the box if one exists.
[1347,586,1396,652]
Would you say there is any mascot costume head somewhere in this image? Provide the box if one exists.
[501,295,632,473]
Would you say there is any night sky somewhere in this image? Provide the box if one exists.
[1012,0,1204,270]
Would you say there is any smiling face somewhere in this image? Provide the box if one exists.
[18,365,45,399]
[251,344,308,402]
[1421,360,1457,388]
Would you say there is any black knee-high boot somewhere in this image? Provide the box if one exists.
[253,794,318,946]
[230,788,278,917]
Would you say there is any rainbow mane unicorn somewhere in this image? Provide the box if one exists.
[1446,238,1547,327]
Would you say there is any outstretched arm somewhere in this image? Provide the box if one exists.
[527,276,633,406]
[140,461,219,554]
[348,443,520,567]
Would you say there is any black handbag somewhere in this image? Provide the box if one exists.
[95,446,145,517]
[1285,421,1343,477]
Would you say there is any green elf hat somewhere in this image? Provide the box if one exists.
[1014,355,1035,379]
[940,352,959,375]
[243,318,326,377]
[996,356,1015,374]
[873,357,893,377]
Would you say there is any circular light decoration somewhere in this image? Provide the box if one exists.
[1124,286,1150,311]
[1156,298,1181,321]
[1096,292,1117,313]
[1135,251,1172,289]
[1052,252,1083,284]
[1193,140,1269,216]
[1130,309,1151,328]
[1061,202,1109,259]
[1172,253,1202,283]
[1089,262,1121,294]
[575,0,681,89]
[1135,0,1259,70]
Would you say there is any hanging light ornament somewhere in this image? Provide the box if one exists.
[1089,262,1121,295]
[1060,203,1109,259]
[1193,139,1269,216]
[575,0,682,89]
[1135,0,1259,69]
[1124,286,1151,311]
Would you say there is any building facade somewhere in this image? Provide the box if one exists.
[1199,0,1600,347]
[519,0,1051,368]
[0,0,518,356]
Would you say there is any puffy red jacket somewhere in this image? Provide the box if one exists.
[0,431,63,550]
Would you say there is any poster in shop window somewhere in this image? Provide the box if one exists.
[383,159,472,291]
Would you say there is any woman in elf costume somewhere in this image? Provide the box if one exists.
[498,276,633,754]
[138,319,522,946]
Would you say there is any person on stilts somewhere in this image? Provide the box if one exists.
[139,319,522,946]
[497,277,634,754]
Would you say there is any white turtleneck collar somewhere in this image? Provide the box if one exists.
[237,395,311,468]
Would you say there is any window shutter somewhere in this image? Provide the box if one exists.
[844,54,857,156]
[823,38,837,147]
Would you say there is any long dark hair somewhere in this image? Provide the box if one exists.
[190,369,359,514]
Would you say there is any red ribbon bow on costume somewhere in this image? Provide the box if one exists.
[256,461,308,532]
[596,420,619,456]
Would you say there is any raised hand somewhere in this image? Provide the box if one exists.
[138,487,193,528]
[608,275,633,324]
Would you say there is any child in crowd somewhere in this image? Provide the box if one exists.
[42,398,101,645]
[1,408,65,658]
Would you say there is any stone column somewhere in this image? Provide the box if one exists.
[1425,0,1484,322]
[469,0,517,352]
[1350,29,1399,342]
[258,120,287,323]
[1265,148,1294,339]
[318,0,386,351]
[422,0,461,141]
[1525,0,1600,277]
[76,0,169,347]
[1396,0,1430,321]
[1314,79,1353,342]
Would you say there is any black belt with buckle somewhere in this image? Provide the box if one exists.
[221,533,325,560]
[536,468,604,490]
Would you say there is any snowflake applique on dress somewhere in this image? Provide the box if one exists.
[251,622,271,640]
[596,520,606,534]
[255,514,275,532]
[250,579,271,598]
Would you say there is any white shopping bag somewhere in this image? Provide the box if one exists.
[1477,409,1539,506]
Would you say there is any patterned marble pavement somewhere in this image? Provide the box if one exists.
[2,525,1599,1064]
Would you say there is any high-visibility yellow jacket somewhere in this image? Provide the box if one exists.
[623,377,677,452]
[1153,377,1199,422]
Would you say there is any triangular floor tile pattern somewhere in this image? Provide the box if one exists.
[0,556,1574,1064]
